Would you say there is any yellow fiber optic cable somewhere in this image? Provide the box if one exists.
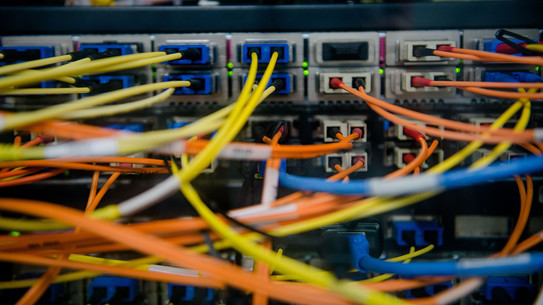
[0,54,72,76]
[0,87,90,95]
[0,81,189,132]
[60,88,175,120]
[84,53,182,75]
[525,44,543,52]
[0,52,165,89]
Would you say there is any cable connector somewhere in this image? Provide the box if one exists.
[270,78,286,92]
[511,72,543,83]
[403,127,425,141]
[410,76,432,88]
[351,127,364,140]
[187,78,205,91]
[437,45,455,52]
[66,49,100,61]
[71,78,95,88]
[412,46,436,57]
[179,48,202,61]
[329,77,344,89]
[88,81,124,95]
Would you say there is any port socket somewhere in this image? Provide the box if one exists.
[347,151,368,172]
[158,44,210,65]
[325,153,347,173]
[162,74,214,95]
[322,120,348,142]
[320,72,372,94]
[242,43,290,64]
[347,120,367,142]
[405,40,456,62]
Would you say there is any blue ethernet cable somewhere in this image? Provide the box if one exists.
[347,234,543,277]
[278,154,543,196]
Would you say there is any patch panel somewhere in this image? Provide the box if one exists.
[162,73,214,95]
[384,67,456,99]
[154,34,226,67]
[482,277,533,303]
[309,32,380,66]
[243,73,293,95]
[165,284,214,305]
[385,30,460,66]
[392,220,443,247]
[232,68,304,103]
[308,67,380,102]
[231,33,304,67]
[319,72,372,94]
[81,75,134,95]
[87,276,139,305]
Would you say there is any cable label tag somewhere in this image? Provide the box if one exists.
[44,138,119,158]
[219,144,272,160]
[458,254,530,270]
[153,140,186,156]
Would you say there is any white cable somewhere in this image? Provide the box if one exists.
[436,278,485,305]
[117,175,181,216]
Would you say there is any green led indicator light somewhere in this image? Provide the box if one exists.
[458,59,463,64]
[152,72,157,77]
[302,61,308,68]
[228,71,233,76]
[456,67,461,73]
[536,66,540,72]
[379,69,384,75]
[152,64,156,69]
[10,231,20,237]
[227,62,234,69]
[303,70,309,76]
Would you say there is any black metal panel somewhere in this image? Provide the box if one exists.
[0,1,541,35]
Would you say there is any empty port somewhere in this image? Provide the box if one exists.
[393,221,443,246]
[483,277,533,302]
[322,41,369,61]
[158,44,210,65]
[242,43,290,64]
[162,74,214,95]
[79,44,134,56]
[320,72,372,94]
[405,40,456,62]
[243,73,293,95]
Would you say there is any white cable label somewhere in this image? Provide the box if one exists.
[368,175,441,197]
[535,128,543,141]
[261,166,279,205]
[458,254,530,270]
[219,144,272,160]
[44,138,119,158]
[148,265,200,277]
[153,140,186,155]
